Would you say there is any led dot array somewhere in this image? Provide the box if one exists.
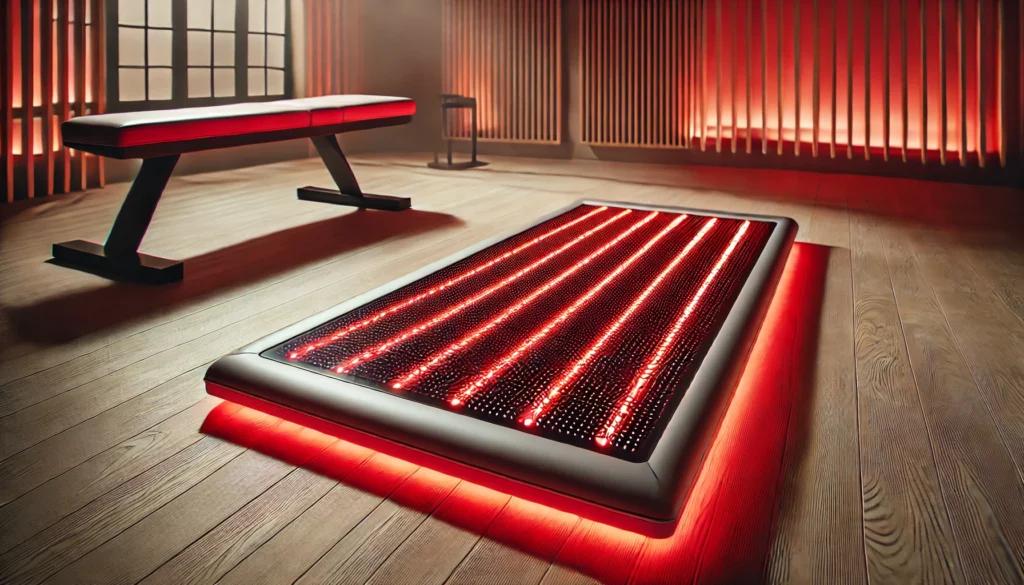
[331,208,634,374]
[271,205,773,462]
[596,221,752,447]
[285,206,609,361]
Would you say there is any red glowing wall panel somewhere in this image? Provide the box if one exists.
[305,0,365,99]
[579,0,1022,170]
[2,0,104,202]
[271,204,772,461]
[442,0,562,144]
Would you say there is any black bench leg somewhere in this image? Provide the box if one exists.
[52,154,184,284]
[298,135,410,211]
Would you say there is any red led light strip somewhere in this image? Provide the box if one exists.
[595,220,752,447]
[286,206,609,360]
[448,213,684,408]
[518,217,719,427]
[392,212,662,392]
[333,209,635,374]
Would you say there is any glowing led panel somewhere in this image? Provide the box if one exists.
[205,201,796,536]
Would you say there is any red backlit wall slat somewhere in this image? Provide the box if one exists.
[1,0,105,203]
[579,0,1022,170]
[580,0,695,147]
[442,0,562,144]
[304,0,364,98]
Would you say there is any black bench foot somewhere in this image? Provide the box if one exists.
[427,160,488,171]
[297,186,411,211]
[52,240,184,284]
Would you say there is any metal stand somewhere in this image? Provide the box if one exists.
[298,135,411,210]
[428,94,488,171]
[52,154,185,284]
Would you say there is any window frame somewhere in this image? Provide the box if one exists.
[105,0,292,113]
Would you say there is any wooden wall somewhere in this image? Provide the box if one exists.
[579,0,697,148]
[442,0,562,144]
[2,0,106,203]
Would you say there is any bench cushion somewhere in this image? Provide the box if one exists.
[288,95,416,126]
[62,95,416,150]
[61,102,312,148]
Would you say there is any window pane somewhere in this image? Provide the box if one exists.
[148,0,172,27]
[267,35,284,68]
[188,67,212,97]
[187,0,212,29]
[188,31,212,66]
[118,27,145,66]
[248,0,265,32]
[268,68,284,96]
[214,68,235,97]
[248,34,265,66]
[213,32,234,66]
[148,29,173,66]
[267,0,285,34]
[118,0,145,26]
[213,0,236,30]
[119,67,146,101]
[149,68,173,100]
[247,68,265,96]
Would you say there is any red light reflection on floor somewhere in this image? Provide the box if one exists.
[203,242,827,584]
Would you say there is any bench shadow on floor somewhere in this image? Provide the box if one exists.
[200,242,831,584]
[7,208,463,344]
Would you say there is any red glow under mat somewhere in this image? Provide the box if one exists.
[206,200,797,533]
[267,204,772,462]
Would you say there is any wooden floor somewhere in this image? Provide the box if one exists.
[1,153,1022,585]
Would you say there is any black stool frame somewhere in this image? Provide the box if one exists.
[428,94,488,171]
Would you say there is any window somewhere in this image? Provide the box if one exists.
[245,0,288,97]
[186,0,238,99]
[115,0,173,102]
[107,0,290,111]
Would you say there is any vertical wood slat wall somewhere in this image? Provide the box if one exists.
[304,0,364,97]
[578,0,1021,170]
[579,0,695,147]
[2,0,105,203]
[442,0,562,144]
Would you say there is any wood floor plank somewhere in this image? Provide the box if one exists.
[41,422,335,585]
[295,469,461,585]
[909,241,1024,466]
[446,499,581,585]
[0,407,277,585]
[365,482,511,585]
[0,437,244,585]
[876,215,1024,584]
[766,186,866,585]
[849,208,962,585]
[539,520,646,585]
[140,438,375,585]
[215,454,417,585]
[957,241,1024,327]
[0,396,221,555]
[0,367,209,506]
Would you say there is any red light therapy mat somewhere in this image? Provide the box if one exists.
[206,201,797,535]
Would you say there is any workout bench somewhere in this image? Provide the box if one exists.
[54,95,416,284]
